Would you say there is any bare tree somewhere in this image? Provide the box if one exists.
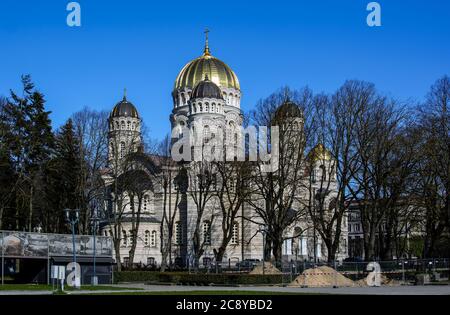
[103,124,142,270]
[413,76,450,257]
[248,87,312,264]
[187,159,217,269]
[213,159,253,264]
[124,163,155,266]
[308,82,379,262]
[154,135,186,271]
[72,107,109,234]
[350,87,406,260]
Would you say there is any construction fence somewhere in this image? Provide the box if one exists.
[188,258,450,287]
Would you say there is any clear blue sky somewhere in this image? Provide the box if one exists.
[0,0,449,140]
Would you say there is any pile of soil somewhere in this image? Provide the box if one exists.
[249,262,282,275]
[356,274,400,287]
[290,266,358,287]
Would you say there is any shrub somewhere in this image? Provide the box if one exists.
[114,271,282,285]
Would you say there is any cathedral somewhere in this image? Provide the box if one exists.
[101,33,349,268]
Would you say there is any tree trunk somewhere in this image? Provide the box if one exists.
[325,239,335,263]
[28,185,33,232]
[114,239,122,272]
[129,196,142,266]
[0,206,4,230]
[264,235,272,262]
[160,223,168,272]
[215,243,227,264]
[272,236,283,267]
[272,235,283,264]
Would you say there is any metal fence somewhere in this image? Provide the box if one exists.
[160,258,450,287]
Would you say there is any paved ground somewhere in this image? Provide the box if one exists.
[111,283,450,295]
[1,283,449,295]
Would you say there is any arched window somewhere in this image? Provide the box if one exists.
[132,122,136,130]
[143,194,150,212]
[311,168,316,183]
[122,230,127,247]
[211,104,215,112]
[231,222,239,245]
[120,142,125,158]
[127,121,131,130]
[203,125,210,143]
[319,164,326,181]
[121,121,125,130]
[128,230,133,245]
[144,230,150,246]
[203,221,211,245]
[151,230,157,247]
[199,103,203,112]
[205,103,209,112]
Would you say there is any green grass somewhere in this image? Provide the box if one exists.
[0,284,141,291]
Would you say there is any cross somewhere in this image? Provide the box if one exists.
[204,28,210,54]
[204,28,209,43]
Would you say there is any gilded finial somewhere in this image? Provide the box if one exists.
[123,88,127,101]
[204,73,209,81]
[203,28,210,55]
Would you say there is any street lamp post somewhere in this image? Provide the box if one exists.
[91,213,100,286]
[64,208,80,288]
[258,227,268,275]
[313,188,317,265]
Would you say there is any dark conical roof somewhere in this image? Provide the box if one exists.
[110,95,139,119]
[273,99,302,123]
[191,75,224,100]
[275,99,302,118]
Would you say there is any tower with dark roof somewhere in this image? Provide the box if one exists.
[108,90,142,167]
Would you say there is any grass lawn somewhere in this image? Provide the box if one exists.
[0,284,141,291]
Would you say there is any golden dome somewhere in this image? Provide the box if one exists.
[174,33,240,91]
[308,144,332,162]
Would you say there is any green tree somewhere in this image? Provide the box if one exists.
[1,75,54,231]
[44,119,83,233]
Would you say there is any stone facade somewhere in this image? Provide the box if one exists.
[100,40,348,267]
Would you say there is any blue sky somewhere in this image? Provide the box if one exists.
[0,0,449,140]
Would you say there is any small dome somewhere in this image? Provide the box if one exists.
[308,143,332,162]
[191,75,224,100]
[275,100,302,118]
[272,99,302,124]
[110,95,139,118]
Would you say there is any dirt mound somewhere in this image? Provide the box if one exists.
[356,274,400,287]
[289,266,358,287]
[249,262,282,275]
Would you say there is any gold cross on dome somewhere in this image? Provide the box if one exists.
[204,28,210,55]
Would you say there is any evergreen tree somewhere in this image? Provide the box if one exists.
[44,119,83,233]
[1,75,54,231]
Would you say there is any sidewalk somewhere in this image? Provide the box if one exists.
[1,284,449,295]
